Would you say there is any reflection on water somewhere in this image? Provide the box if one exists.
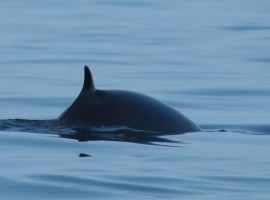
[0,119,181,145]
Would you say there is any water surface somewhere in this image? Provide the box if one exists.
[0,0,270,199]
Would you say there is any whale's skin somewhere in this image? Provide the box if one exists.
[59,66,201,134]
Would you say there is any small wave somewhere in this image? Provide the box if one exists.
[0,119,181,146]
[200,124,270,135]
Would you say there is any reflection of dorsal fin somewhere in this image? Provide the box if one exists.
[82,66,95,92]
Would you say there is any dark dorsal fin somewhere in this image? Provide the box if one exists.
[82,65,95,92]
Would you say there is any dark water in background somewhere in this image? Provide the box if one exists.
[1,0,270,199]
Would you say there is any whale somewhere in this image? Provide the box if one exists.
[58,66,201,134]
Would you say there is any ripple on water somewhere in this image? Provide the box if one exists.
[29,174,198,197]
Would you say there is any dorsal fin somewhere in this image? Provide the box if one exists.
[82,65,95,92]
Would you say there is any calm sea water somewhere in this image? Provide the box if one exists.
[1,0,270,199]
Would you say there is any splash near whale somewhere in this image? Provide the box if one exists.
[58,66,201,134]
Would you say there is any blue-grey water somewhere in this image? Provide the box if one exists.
[1,0,270,199]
